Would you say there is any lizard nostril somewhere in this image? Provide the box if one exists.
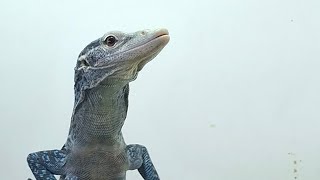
[140,31,146,35]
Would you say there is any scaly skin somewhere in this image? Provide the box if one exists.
[27,29,170,180]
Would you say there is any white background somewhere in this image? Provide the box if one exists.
[0,0,319,179]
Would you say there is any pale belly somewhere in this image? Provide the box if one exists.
[65,147,129,180]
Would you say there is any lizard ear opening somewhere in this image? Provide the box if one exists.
[80,59,90,67]
[76,55,90,70]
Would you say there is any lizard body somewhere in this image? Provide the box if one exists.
[27,28,170,180]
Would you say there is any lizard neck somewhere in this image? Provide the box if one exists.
[69,82,129,148]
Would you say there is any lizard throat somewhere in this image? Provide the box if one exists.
[70,84,129,146]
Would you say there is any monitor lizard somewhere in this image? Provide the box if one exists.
[27,28,170,180]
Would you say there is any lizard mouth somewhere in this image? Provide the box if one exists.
[110,29,169,76]
[133,29,170,71]
[149,29,170,43]
[124,29,170,58]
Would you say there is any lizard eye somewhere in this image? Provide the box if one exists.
[103,35,118,47]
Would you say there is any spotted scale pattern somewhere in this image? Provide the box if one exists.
[126,145,160,180]
[27,150,67,179]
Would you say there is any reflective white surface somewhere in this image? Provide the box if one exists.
[0,0,319,179]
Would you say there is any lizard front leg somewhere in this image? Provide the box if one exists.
[126,144,160,180]
[27,149,68,180]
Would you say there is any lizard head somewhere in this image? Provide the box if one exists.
[73,29,169,106]
[75,28,169,86]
